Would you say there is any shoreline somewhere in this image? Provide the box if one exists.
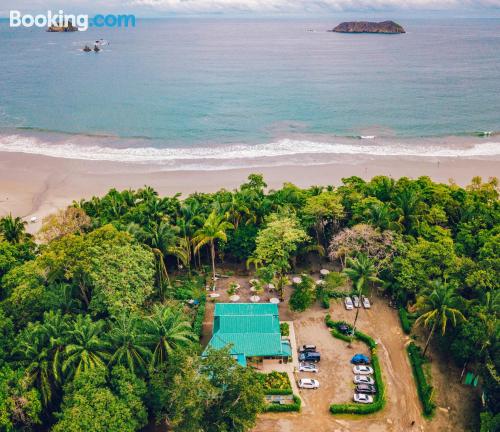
[1,151,499,233]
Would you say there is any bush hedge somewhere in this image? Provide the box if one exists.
[263,388,293,396]
[325,315,386,415]
[407,342,436,417]
[192,296,206,338]
[280,322,290,337]
[264,395,301,412]
[399,308,412,334]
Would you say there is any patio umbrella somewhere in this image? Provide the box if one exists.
[316,280,325,285]
[250,295,260,302]
[229,295,240,302]
[292,277,302,284]
[268,283,275,290]
[269,297,280,304]
[320,269,330,276]
[249,278,259,285]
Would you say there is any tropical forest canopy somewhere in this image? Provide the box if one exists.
[0,174,498,431]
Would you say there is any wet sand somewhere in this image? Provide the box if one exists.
[0,151,499,233]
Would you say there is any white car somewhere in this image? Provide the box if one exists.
[344,297,354,310]
[362,296,371,309]
[298,378,320,389]
[353,365,374,375]
[352,295,361,308]
[299,362,319,373]
[353,375,375,385]
[354,393,374,404]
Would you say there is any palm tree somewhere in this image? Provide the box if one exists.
[13,311,69,406]
[63,315,110,379]
[415,280,466,356]
[343,254,381,337]
[143,304,195,370]
[0,214,28,243]
[107,314,151,375]
[128,221,180,298]
[192,210,234,286]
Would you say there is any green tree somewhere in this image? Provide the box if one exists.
[52,367,147,432]
[0,366,42,431]
[63,315,110,380]
[107,314,151,376]
[415,281,466,356]
[343,254,381,337]
[302,191,344,247]
[143,304,195,370]
[193,210,234,286]
[201,348,265,432]
[0,214,28,244]
[289,275,316,312]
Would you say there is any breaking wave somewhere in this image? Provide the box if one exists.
[0,133,499,170]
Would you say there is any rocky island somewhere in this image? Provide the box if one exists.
[331,21,405,34]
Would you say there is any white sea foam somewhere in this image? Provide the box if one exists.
[0,134,499,170]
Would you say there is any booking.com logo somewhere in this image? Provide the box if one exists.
[10,10,136,31]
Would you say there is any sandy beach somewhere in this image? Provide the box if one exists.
[1,150,498,233]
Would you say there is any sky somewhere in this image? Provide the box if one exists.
[1,0,500,17]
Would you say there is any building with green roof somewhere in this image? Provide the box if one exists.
[204,303,292,367]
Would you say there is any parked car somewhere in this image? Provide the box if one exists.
[355,384,377,394]
[353,365,374,375]
[352,295,361,308]
[338,323,353,335]
[299,362,319,373]
[344,297,354,310]
[354,393,374,404]
[353,375,375,385]
[299,344,317,353]
[362,296,371,309]
[299,351,321,363]
[298,378,320,389]
[351,354,370,365]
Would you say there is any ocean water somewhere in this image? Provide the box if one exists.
[0,17,499,168]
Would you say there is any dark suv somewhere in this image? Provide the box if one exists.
[355,384,377,394]
[299,351,321,363]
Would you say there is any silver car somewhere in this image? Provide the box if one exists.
[362,296,371,309]
[354,393,374,404]
[298,378,320,389]
[353,375,375,385]
[352,295,361,308]
[299,362,319,373]
[353,365,374,375]
[344,297,354,310]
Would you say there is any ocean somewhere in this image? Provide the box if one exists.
[0,17,499,169]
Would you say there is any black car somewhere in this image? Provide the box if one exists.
[299,344,317,353]
[355,384,377,395]
[338,324,353,335]
[299,351,321,363]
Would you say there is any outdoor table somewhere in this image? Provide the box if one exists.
[250,295,260,302]
[229,295,240,302]
[269,298,280,304]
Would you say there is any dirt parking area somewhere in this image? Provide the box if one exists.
[254,288,477,432]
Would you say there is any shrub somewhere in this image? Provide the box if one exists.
[280,322,290,337]
[407,342,436,417]
[399,308,412,334]
[192,296,206,338]
[260,371,291,391]
[325,317,385,415]
[264,395,301,412]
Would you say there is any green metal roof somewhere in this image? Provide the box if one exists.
[214,303,279,317]
[206,303,288,359]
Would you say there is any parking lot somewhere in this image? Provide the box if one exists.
[254,297,427,432]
